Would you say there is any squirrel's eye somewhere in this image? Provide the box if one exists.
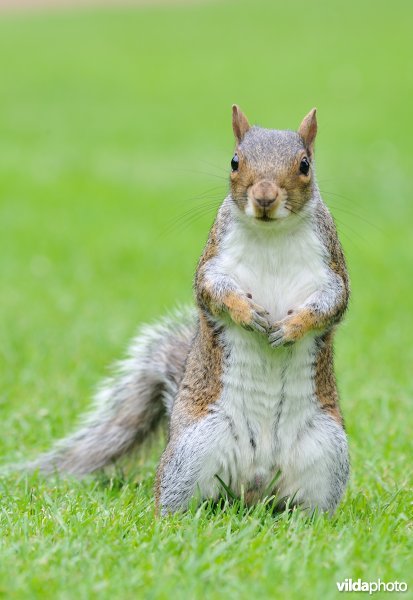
[231,153,239,171]
[299,156,310,176]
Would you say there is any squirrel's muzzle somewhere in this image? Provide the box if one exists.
[249,180,281,218]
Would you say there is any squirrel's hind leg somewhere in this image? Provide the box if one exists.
[155,415,228,515]
[276,413,349,515]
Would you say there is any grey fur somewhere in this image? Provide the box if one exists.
[158,414,227,514]
[304,412,350,513]
[12,307,195,476]
[239,127,305,177]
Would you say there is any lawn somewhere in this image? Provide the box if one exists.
[0,1,412,598]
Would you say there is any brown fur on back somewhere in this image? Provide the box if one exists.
[169,313,224,435]
[314,330,343,426]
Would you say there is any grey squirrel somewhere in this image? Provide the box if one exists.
[13,106,350,515]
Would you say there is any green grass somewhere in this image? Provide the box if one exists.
[0,1,412,598]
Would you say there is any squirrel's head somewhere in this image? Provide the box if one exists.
[229,105,317,223]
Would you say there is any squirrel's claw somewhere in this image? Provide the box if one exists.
[268,320,295,348]
[246,309,271,334]
[268,325,285,347]
[246,300,271,334]
[269,310,309,348]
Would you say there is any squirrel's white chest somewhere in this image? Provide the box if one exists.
[213,328,319,499]
[207,219,328,497]
[218,220,329,321]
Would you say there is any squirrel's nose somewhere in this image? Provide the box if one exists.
[256,198,276,209]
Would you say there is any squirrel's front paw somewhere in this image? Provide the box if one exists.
[225,293,271,334]
[268,321,290,348]
[268,311,310,348]
[243,300,272,334]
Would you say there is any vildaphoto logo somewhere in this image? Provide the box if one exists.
[336,579,408,594]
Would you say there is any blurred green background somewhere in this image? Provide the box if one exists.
[0,1,412,598]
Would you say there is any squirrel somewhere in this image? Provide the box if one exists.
[9,106,350,515]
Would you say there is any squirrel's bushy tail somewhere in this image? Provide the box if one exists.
[17,307,196,477]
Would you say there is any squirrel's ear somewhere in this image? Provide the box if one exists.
[298,108,317,156]
[232,104,250,143]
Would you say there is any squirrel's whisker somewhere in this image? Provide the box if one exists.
[200,160,228,174]
[178,168,228,182]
